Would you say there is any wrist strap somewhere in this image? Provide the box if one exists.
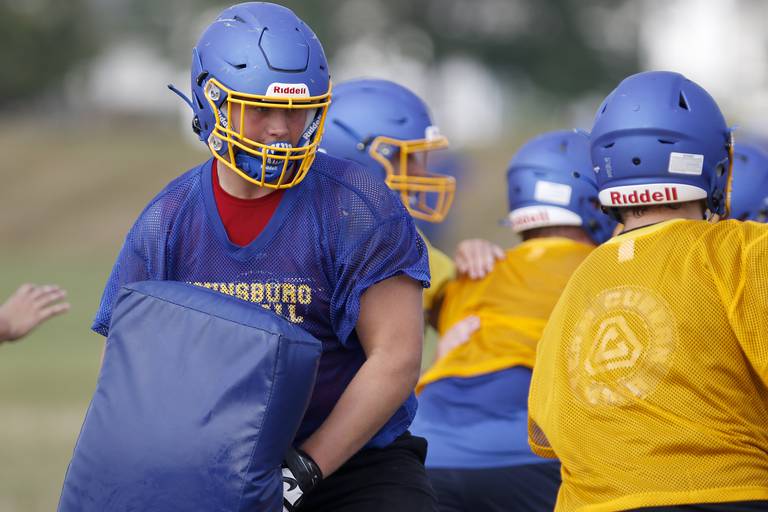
[284,448,323,493]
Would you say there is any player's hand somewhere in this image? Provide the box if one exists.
[0,284,70,343]
[454,239,505,280]
[435,315,480,361]
[282,448,323,511]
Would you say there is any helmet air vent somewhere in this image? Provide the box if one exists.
[715,164,726,177]
[678,91,690,111]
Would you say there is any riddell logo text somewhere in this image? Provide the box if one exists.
[609,187,678,205]
[272,85,308,95]
[513,210,549,228]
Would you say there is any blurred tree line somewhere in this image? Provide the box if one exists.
[0,0,638,110]
[0,0,96,109]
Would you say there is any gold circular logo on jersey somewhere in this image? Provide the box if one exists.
[568,286,676,406]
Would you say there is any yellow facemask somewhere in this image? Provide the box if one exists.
[204,77,332,189]
[369,133,456,223]
[723,132,735,219]
[710,132,735,223]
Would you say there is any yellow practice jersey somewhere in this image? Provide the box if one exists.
[418,237,594,392]
[421,231,456,312]
[529,219,768,511]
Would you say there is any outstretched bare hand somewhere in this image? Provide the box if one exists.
[0,284,70,342]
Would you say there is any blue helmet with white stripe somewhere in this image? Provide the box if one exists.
[591,71,733,218]
[730,143,768,222]
[505,130,616,244]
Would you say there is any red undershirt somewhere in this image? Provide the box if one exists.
[212,160,285,247]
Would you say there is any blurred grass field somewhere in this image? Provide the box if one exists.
[0,114,534,511]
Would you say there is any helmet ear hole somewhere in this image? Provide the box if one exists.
[632,157,641,166]
[572,171,581,178]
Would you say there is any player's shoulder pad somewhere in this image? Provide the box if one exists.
[699,218,756,245]
[686,218,768,269]
[719,218,768,254]
[132,161,208,231]
[305,152,417,260]
[309,152,410,223]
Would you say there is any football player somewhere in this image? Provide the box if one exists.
[730,142,768,222]
[321,79,506,319]
[320,78,457,314]
[94,4,436,511]
[529,71,768,511]
[410,130,615,512]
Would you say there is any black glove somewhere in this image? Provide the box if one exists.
[282,448,323,511]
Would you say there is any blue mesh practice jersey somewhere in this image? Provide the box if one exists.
[93,153,430,448]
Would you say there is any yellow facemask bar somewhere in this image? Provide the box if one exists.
[369,135,456,223]
[204,77,332,189]
[723,132,735,219]
[710,132,735,223]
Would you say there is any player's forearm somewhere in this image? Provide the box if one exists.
[299,349,420,477]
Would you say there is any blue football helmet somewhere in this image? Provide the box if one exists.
[189,2,331,189]
[505,130,616,244]
[321,79,455,222]
[730,143,768,222]
[591,71,733,219]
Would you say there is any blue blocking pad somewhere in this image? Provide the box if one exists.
[59,281,322,512]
